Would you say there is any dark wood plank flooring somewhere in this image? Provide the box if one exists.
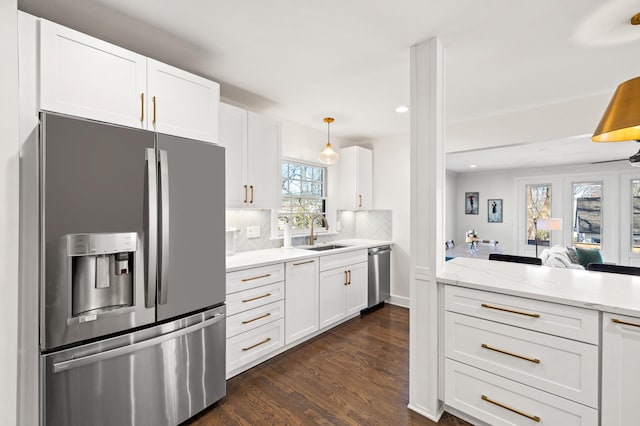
[187,305,471,425]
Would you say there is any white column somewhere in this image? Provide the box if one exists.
[408,37,445,420]
[0,1,20,425]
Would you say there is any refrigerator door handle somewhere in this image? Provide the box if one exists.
[145,148,158,308]
[52,312,225,374]
[158,149,170,305]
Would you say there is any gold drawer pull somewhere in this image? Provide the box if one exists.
[241,273,271,282]
[140,92,144,121]
[242,312,271,324]
[242,337,271,352]
[612,318,640,328]
[481,303,540,318]
[242,293,272,303]
[481,343,540,364]
[481,395,541,423]
[293,260,315,266]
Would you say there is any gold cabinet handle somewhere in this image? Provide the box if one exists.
[481,303,540,318]
[140,92,144,122]
[250,185,254,203]
[242,293,272,303]
[242,312,271,325]
[241,273,271,282]
[243,185,248,203]
[612,318,640,328]
[344,271,348,286]
[481,395,541,423]
[347,270,351,285]
[293,260,315,266]
[242,337,271,352]
[481,343,540,364]
[152,96,157,124]
[359,194,363,208]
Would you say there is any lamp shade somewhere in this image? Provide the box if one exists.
[537,218,563,231]
[319,143,339,165]
[592,76,640,142]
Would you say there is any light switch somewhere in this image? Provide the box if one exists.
[247,226,260,239]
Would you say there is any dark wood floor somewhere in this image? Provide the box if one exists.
[187,305,471,426]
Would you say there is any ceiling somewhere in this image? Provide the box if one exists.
[17,0,640,148]
[446,135,638,173]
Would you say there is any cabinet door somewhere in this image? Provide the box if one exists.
[356,147,373,210]
[345,262,368,316]
[219,103,248,207]
[285,258,319,344]
[40,19,146,129]
[602,312,640,425]
[319,268,348,329]
[147,59,219,143]
[247,112,281,208]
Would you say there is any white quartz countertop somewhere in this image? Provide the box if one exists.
[438,257,640,317]
[226,239,393,272]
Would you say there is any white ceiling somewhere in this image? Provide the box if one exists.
[17,0,640,147]
[446,135,638,173]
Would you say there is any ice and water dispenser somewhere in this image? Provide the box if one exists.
[67,233,137,318]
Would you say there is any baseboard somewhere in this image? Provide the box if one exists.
[387,294,410,308]
[407,403,443,422]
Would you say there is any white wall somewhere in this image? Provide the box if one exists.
[449,160,640,265]
[445,171,457,243]
[0,2,20,424]
[370,134,410,304]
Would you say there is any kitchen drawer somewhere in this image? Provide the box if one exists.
[445,311,598,407]
[319,249,367,272]
[444,286,599,344]
[226,281,284,316]
[445,359,598,426]
[226,263,284,294]
[226,319,284,374]
[227,300,284,338]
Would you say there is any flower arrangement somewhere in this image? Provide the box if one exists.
[465,229,478,243]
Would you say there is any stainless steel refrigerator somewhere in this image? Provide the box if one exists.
[31,112,226,425]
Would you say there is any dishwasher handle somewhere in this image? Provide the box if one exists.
[369,247,391,255]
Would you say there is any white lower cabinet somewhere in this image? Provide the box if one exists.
[319,251,367,329]
[226,319,285,374]
[445,360,598,426]
[443,285,599,425]
[285,258,319,345]
[602,312,640,425]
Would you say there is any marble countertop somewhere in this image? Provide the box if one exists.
[226,239,393,272]
[438,257,640,317]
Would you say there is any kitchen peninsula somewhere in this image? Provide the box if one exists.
[438,257,640,425]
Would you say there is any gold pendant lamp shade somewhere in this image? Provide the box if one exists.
[319,117,339,165]
[592,76,640,142]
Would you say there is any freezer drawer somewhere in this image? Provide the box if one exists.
[42,305,226,426]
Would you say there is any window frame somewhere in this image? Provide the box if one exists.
[278,159,328,236]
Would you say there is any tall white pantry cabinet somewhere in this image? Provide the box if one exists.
[38,18,219,143]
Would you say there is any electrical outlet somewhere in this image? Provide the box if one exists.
[246,225,261,239]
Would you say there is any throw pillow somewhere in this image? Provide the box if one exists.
[565,246,580,265]
[575,247,603,268]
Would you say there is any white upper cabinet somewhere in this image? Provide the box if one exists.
[39,19,219,142]
[40,19,146,129]
[219,103,281,209]
[338,146,373,210]
[147,59,219,143]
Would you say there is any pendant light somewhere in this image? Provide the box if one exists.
[319,117,339,165]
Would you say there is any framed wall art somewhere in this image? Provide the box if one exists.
[465,192,479,215]
[488,199,503,223]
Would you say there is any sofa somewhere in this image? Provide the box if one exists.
[539,245,603,270]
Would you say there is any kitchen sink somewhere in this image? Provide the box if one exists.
[305,244,348,252]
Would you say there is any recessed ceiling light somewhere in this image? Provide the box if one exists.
[395,105,409,113]
[469,164,477,168]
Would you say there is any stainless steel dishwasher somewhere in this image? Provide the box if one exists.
[366,245,391,310]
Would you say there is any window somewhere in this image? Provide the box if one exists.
[526,184,551,246]
[632,180,640,253]
[573,182,602,249]
[279,160,327,232]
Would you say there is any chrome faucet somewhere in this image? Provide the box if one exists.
[309,214,329,245]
